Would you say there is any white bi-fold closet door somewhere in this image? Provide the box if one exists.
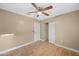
[48,22,56,44]
[34,21,40,41]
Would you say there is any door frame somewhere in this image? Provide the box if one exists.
[34,21,40,41]
[48,22,56,44]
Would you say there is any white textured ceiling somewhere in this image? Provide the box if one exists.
[0,3,79,20]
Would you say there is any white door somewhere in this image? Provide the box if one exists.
[48,22,56,44]
[34,22,40,41]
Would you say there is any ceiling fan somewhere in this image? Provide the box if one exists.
[27,3,53,17]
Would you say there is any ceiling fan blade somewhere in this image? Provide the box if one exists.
[42,6,53,11]
[27,10,37,14]
[28,12,35,13]
[32,3,38,10]
[42,12,49,16]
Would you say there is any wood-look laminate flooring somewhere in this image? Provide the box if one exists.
[1,41,79,56]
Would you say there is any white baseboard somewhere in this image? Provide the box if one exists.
[0,40,38,55]
[55,43,79,53]
[1,40,78,55]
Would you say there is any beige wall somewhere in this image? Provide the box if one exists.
[55,10,79,50]
[0,9,35,51]
[41,10,79,50]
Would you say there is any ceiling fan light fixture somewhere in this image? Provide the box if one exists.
[38,12,42,14]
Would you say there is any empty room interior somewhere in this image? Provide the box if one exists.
[0,3,79,56]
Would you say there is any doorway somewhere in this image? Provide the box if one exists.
[38,21,56,43]
[45,23,49,41]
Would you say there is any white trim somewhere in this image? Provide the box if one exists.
[55,43,79,53]
[0,40,39,55]
[48,22,56,44]
[0,40,78,55]
[0,9,38,20]
[34,22,40,41]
